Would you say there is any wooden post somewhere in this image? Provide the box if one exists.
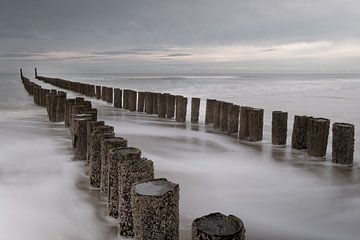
[107,147,141,219]
[118,158,154,237]
[220,102,231,132]
[89,126,114,188]
[158,93,167,118]
[205,99,216,125]
[213,101,221,129]
[248,108,264,142]
[101,87,107,101]
[99,137,128,200]
[145,92,153,114]
[82,108,97,122]
[86,121,105,166]
[69,105,85,134]
[114,88,122,108]
[96,86,101,99]
[272,111,288,145]
[192,212,245,240]
[107,87,113,103]
[166,94,175,119]
[332,123,355,164]
[132,178,179,240]
[34,68,38,78]
[137,92,145,112]
[20,68,23,78]
[239,106,251,140]
[191,97,200,123]
[129,90,137,112]
[291,115,312,150]
[152,93,159,114]
[123,89,130,109]
[73,116,92,161]
[55,92,67,122]
[227,104,240,134]
[307,118,330,157]
[64,99,75,127]
[175,96,187,123]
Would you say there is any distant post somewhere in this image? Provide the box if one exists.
[191,97,200,123]
[332,122,355,164]
[272,111,288,145]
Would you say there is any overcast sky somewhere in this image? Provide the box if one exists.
[2,0,360,73]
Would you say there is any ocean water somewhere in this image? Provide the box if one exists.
[1,72,360,240]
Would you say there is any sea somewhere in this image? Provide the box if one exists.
[1,72,360,240]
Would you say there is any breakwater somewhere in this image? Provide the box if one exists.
[21,68,246,240]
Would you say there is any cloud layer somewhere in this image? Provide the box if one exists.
[1,0,360,72]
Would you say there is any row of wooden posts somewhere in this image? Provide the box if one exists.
[31,68,356,165]
[20,69,246,240]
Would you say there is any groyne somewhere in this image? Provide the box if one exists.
[21,70,246,239]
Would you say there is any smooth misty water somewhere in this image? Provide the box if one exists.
[1,72,360,240]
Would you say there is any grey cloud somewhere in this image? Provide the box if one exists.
[1,0,360,50]
[166,53,193,57]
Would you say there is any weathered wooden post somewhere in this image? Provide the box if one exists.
[118,158,154,237]
[114,88,122,108]
[192,212,246,240]
[145,92,153,114]
[205,99,216,125]
[96,86,101,99]
[272,111,288,145]
[84,100,92,110]
[69,105,85,134]
[101,87,107,101]
[42,89,50,108]
[86,121,105,166]
[152,93,159,114]
[137,92,145,112]
[291,115,312,149]
[89,125,114,188]
[50,92,58,122]
[108,147,141,219]
[123,89,129,109]
[20,68,23,78]
[227,104,240,134]
[129,90,137,112]
[175,96,187,123]
[213,101,221,129]
[158,93,167,118]
[64,99,75,127]
[34,68,38,78]
[132,178,179,240]
[99,137,128,200]
[239,106,251,140]
[55,92,67,122]
[307,118,330,157]
[46,90,56,121]
[332,123,355,164]
[75,97,85,104]
[248,108,264,142]
[166,94,175,119]
[220,102,231,132]
[191,97,200,123]
[82,108,97,122]
[73,115,92,161]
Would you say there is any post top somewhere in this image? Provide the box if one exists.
[110,147,141,157]
[134,178,177,196]
[103,137,127,144]
[333,122,354,128]
[193,212,244,236]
